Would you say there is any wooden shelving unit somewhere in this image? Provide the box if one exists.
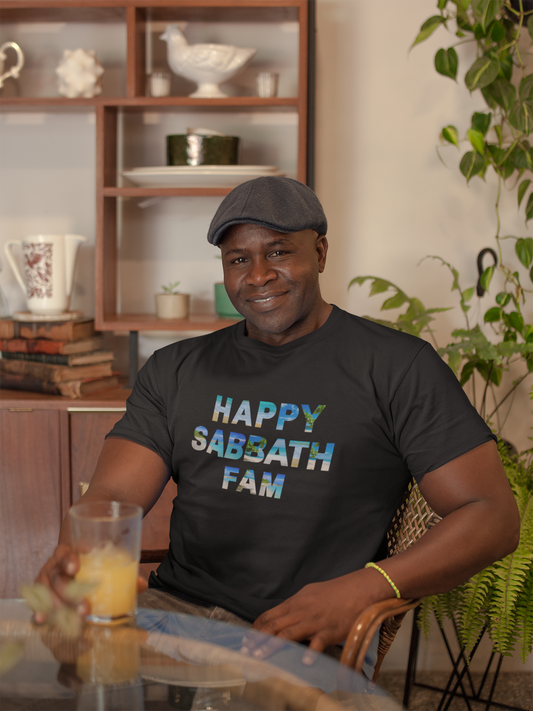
[0,0,312,343]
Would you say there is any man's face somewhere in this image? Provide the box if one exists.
[220,223,329,346]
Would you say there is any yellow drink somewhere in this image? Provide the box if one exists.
[76,544,138,623]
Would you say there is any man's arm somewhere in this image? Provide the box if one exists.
[250,440,520,656]
[35,437,169,619]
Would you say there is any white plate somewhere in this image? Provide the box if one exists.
[122,169,285,188]
[126,165,279,174]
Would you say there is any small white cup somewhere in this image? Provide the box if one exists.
[256,72,279,98]
[149,71,171,97]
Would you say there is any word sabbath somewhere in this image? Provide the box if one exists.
[192,396,336,500]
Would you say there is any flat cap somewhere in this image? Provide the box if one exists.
[207,176,328,246]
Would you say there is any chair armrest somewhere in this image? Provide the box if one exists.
[140,549,168,564]
[340,597,421,678]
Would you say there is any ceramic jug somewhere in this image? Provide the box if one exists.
[0,42,24,89]
[4,234,87,316]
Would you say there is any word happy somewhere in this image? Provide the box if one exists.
[191,396,335,500]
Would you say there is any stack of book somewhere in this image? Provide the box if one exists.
[0,317,121,398]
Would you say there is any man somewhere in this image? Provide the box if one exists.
[37,176,519,674]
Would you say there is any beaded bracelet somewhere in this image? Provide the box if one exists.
[365,562,401,599]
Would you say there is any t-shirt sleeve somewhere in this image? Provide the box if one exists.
[390,342,496,482]
[106,354,174,471]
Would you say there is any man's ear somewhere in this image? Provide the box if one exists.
[317,235,328,273]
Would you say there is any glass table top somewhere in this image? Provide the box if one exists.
[0,599,402,710]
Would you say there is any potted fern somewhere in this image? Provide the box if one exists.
[350,0,533,665]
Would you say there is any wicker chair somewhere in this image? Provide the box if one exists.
[340,480,441,680]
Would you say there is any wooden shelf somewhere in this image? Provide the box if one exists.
[0,97,300,109]
[97,313,241,331]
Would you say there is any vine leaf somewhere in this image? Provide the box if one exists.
[460,150,485,181]
[516,238,533,268]
[442,125,460,148]
[518,179,531,208]
[435,47,459,79]
[465,56,500,91]
[526,193,533,223]
[412,16,445,48]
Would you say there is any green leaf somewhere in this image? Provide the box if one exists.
[369,278,392,296]
[465,56,500,91]
[460,150,486,181]
[20,583,53,613]
[487,145,506,166]
[519,75,533,102]
[514,144,533,171]
[63,579,98,604]
[526,193,533,223]
[516,237,533,267]
[485,78,516,112]
[381,292,409,310]
[412,16,445,48]
[498,53,513,83]
[528,14,533,42]
[472,111,492,135]
[442,125,460,148]
[507,311,525,334]
[530,264,533,283]
[496,291,511,306]
[446,348,463,375]
[480,265,494,291]
[518,180,531,208]
[0,642,24,676]
[438,0,448,8]
[435,47,459,80]
[482,85,499,109]
[463,287,476,302]
[510,100,533,135]
[484,306,503,322]
[490,18,506,41]
[472,0,503,31]
[468,128,485,153]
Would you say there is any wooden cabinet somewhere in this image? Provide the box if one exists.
[0,0,312,335]
[0,409,63,598]
[0,389,174,597]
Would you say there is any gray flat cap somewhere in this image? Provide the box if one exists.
[207,176,328,246]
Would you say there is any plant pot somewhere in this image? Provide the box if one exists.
[155,293,190,319]
[214,283,242,319]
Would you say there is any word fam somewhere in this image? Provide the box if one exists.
[192,396,336,499]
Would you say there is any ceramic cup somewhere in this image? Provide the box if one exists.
[256,72,279,98]
[149,71,171,97]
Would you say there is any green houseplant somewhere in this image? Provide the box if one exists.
[350,0,533,663]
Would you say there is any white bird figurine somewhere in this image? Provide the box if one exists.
[160,24,256,99]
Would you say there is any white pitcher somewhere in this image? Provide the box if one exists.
[0,42,24,89]
[4,234,87,316]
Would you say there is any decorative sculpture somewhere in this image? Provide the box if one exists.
[56,49,104,99]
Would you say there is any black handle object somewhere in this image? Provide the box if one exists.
[476,248,498,297]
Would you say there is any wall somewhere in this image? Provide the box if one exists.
[313,0,532,672]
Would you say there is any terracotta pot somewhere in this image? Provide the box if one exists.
[155,293,189,319]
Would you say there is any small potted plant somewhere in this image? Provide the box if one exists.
[155,281,190,320]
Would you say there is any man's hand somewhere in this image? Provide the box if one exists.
[34,544,86,623]
[244,568,391,662]
[34,543,148,624]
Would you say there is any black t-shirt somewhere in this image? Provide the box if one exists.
[108,305,494,621]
